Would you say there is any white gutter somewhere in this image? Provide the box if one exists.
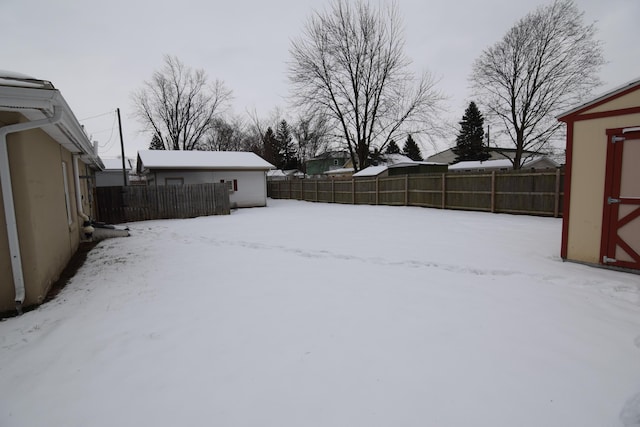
[0,106,63,311]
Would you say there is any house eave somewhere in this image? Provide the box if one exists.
[0,85,101,167]
[557,77,640,121]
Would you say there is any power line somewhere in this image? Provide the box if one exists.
[97,112,118,151]
[79,110,115,122]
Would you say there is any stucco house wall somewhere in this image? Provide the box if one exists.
[0,73,103,314]
[559,78,640,269]
[0,120,97,312]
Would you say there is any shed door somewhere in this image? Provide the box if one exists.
[602,128,640,270]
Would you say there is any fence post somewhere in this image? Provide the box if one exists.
[352,178,356,204]
[301,179,304,200]
[288,180,292,199]
[491,171,496,213]
[554,168,561,218]
[315,180,318,202]
[441,173,446,209]
[332,179,335,203]
[376,176,379,205]
[405,175,409,206]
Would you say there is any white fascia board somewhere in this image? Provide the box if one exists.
[0,86,99,163]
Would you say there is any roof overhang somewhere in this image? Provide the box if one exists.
[557,77,640,121]
[0,84,103,169]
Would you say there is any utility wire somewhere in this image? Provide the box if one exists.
[79,110,114,122]
[97,112,118,151]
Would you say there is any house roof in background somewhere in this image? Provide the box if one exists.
[448,159,513,170]
[310,151,350,160]
[137,150,275,172]
[267,169,287,177]
[449,156,559,170]
[100,157,134,171]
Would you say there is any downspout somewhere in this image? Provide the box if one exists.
[72,154,83,215]
[0,106,63,313]
[73,154,94,238]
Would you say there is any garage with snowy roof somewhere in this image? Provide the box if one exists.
[136,150,275,208]
[558,77,640,272]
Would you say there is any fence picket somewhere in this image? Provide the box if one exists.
[96,183,230,224]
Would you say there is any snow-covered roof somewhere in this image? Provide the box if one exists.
[449,159,514,170]
[0,76,101,169]
[449,156,559,171]
[353,165,388,177]
[381,154,413,164]
[267,169,287,177]
[558,76,640,119]
[324,167,354,175]
[137,150,275,172]
[389,161,446,168]
[0,70,54,89]
[100,157,134,171]
[0,70,37,79]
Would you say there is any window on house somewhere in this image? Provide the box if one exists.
[165,177,184,186]
[61,161,73,225]
[333,159,339,166]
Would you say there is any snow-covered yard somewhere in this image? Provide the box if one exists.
[1,199,640,426]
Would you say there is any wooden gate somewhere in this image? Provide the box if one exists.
[601,127,640,270]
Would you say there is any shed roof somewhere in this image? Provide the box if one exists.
[558,76,640,120]
[137,150,275,172]
[353,165,388,177]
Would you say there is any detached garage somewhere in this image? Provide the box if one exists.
[558,78,640,272]
[137,150,275,208]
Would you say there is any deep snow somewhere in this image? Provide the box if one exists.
[1,199,640,426]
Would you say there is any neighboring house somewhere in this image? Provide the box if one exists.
[96,157,134,187]
[136,150,275,208]
[0,71,103,314]
[558,77,640,272]
[427,147,543,165]
[447,156,559,173]
[306,151,350,177]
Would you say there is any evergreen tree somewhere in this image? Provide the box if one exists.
[453,101,489,162]
[262,127,280,168]
[275,120,297,170]
[402,135,423,161]
[385,139,401,154]
[149,133,165,150]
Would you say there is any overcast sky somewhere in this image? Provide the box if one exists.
[2,0,638,158]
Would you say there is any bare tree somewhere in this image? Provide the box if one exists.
[201,115,253,152]
[470,0,604,169]
[132,55,232,150]
[291,114,331,170]
[288,0,444,171]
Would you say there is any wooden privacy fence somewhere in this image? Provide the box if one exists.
[96,183,230,224]
[268,169,565,217]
